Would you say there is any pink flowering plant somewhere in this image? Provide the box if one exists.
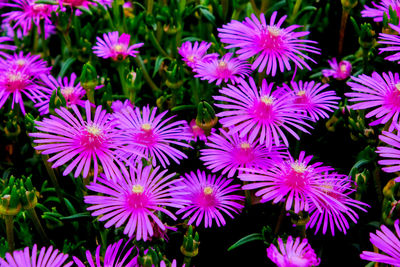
[1,1,400,266]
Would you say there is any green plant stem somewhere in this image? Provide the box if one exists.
[5,215,14,252]
[134,56,161,93]
[40,21,49,60]
[338,9,349,56]
[183,256,192,267]
[117,63,129,98]
[27,208,49,243]
[274,205,285,234]
[148,31,170,58]
[292,0,302,20]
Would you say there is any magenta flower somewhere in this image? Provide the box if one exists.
[362,0,400,22]
[113,106,192,168]
[322,58,352,80]
[73,239,136,267]
[360,220,400,266]
[379,24,400,63]
[0,36,16,58]
[29,101,128,181]
[59,0,112,8]
[267,236,321,267]
[0,51,51,77]
[0,244,72,267]
[0,68,46,115]
[185,119,207,142]
[1,0,55,36]
[174,170,244,228]
[306,176,369,235]
[193,52,251,85]
[218,11,320,76]
[200,128,288,178]
[93,31,144,61]
[35,73,87,115]
[239,151,346,213]
[346,71,400,132]
[84,163,187,241]
[279,80,340,122]
[214,77,312,148]
[377,130,400,182]
[111,99,135,113]
[178,41,218,68]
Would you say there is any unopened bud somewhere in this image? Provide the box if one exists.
[196,101,218,135]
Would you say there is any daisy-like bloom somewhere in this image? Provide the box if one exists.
[360,219,400,266]
[239,151,347,213]
[73,239,136,267]
[346,71,400,132]
[185,119,207,142]
[279,80,340,122]
[376,130,400,182]
[178,41,218,68]
[362,0,400,22]
[193,52,251,85]
[111,99,135,113]
[218,11,320,76]
[0,244,73,267]
[173,170,244,228]
[93,31,144,61]
[2,21,56,40]
[0,68,47,115]
[29,101,129,181]
[322,58,352,80]
[34,73,87,115]
[214,77,312,148]
[84,163,187,241]
[379,24,400,63]
[113,105,192,168]
[0,36,16,58]
[0,51,51,78]
[200,128,288,178]
[1,0,55,36]
[267,236,321,267]
[306,175,369,235]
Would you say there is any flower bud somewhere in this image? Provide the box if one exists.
[341,0,357,12]
[196,101,218,135]
[181,225,200,258]
[49,88,67,114]
[359,23,375,50]
[138,247,160,267]
[80,62,98,91]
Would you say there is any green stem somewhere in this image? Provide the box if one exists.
[292,0,302,20]
[148,31,170,58]
[133,56,161,93]
[117,63,129,98]
[40,20,49,60]
[274,204,285,234]
[27,208,49,243]
[183,256,192,267]
[5,215,14,252]
[338,9,349,56]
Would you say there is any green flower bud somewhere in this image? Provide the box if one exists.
[181,225,200,258]
[359,23,375,50]
[138,247,159,267]
[80,62,98,91]
[341,0,357,12]
[196,101,218,135]
[49,88,67,114]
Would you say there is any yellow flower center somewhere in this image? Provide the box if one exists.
[340,64,348,73]
[114,44,124,52]
[62,87,75,97]
[291,162,307,173]
[261,96,274,105]
[395,83,400,92]
[218,61,227,68]
[296,90,306,96]
[240,142,251,149]
[86,125,101,136]
[141,123,152,130]
[267,26,282,37]
[203,186,213,195]
[188,55,195,62]
[15,59,26,67]
[132,184,144,194]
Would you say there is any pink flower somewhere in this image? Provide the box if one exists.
[200,128,288,178]
[377,130,400,182]
[113,106,192,168]
[111,99,135,113]
[178,41,218,68]
[73,239,136,267]
[360,219,400,266]
[1,0,55,36]
[345,71,400,132]
[0,51,51,78]
[267,236,321,267]
[306,176,369,235]
[279,80,340,122]
[362,0,400,22]
[239,151,346,213]
[185,119,207,142]
[35,73,87,115]
[84,163,187,241]
[0,244,73,267]
[218,11,320,76]
[322,58,352,80]
[93,31,144,61]
[214,77,312,148]
[30,101,129,181]
[193,52,251,85]
[174,170,244,228]
[379,24,400,63]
